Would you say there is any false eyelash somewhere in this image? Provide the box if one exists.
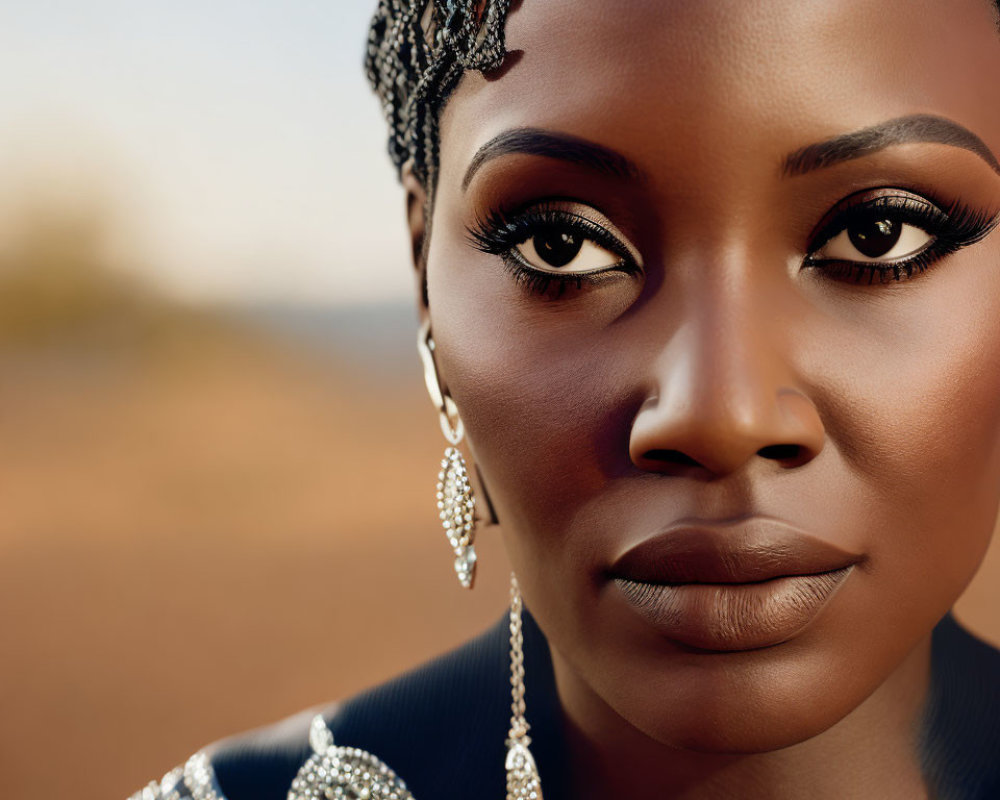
[803,194,1000,285]
[466,202,641,297]
[468,202,630,258]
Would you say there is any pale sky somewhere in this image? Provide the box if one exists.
[0,1,413,305]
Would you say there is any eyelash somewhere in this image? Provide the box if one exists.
[467,203,641,298]
[467,193,1000,297]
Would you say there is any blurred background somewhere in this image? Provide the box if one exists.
[0,4,995,799]
[0,3,513,798]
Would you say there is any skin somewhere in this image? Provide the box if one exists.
[404,1,1000,796]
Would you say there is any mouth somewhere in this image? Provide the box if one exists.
[606,517,863,652]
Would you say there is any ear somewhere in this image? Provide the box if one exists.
[401,161,430,325]
[401,166,500,527]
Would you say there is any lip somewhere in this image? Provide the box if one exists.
[607,516,863,652]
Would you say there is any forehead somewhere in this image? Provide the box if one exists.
[437,0,1000,191]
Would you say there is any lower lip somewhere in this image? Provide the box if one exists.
[612,567,854,652]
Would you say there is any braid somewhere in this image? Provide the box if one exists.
[365,0,513,191]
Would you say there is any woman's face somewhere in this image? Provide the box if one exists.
[418,0,1000,751]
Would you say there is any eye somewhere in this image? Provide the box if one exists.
[804,191,1000,284]
[467,201,643,297]
[517,224,623,273]
[812,216,932,262]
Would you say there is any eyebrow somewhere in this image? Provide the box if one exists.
[782,114,1000,177]
[462,115,1000,190]
[462,128,641,191]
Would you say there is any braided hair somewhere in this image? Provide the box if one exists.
[365,0,513,192]
[365,0,1000,191]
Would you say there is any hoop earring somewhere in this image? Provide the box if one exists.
[506,572,544,799]
[419,320,478,589]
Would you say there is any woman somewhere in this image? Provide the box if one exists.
[132,0,1000,798]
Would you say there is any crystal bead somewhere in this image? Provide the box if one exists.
[454,545,477,588]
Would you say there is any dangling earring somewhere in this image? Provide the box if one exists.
[418,320,478,589]
[437,430,477,589]
[506,572,544,800]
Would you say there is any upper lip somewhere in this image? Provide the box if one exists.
[607,516,863,585]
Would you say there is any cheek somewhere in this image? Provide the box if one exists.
[434,299,628,553]
[829,254,1000,614]
[425,232,641,557]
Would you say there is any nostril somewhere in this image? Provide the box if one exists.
[643,449,700,467]
[640,445,808,471]
[758,444,801,461]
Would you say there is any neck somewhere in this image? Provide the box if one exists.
[550,636,932,800]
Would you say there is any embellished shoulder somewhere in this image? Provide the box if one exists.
[128,705,320,800]
[128,613,556,800]
[129,712,414,800]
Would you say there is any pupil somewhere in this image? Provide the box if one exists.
[848,217,901,258]
[534,228,583,268]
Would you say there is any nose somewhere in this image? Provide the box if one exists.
[628,281,825,478]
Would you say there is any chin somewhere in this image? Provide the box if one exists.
[633,677,850,754]
[658,697,855,755]
[589,623,910,757]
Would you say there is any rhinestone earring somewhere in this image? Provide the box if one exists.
[437,432,478,589]
[506,573,544,800]
[418,320,478,589]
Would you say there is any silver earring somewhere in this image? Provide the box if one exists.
[419,320,478,589]
[436,427,478,589]
[506,573,544,800]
